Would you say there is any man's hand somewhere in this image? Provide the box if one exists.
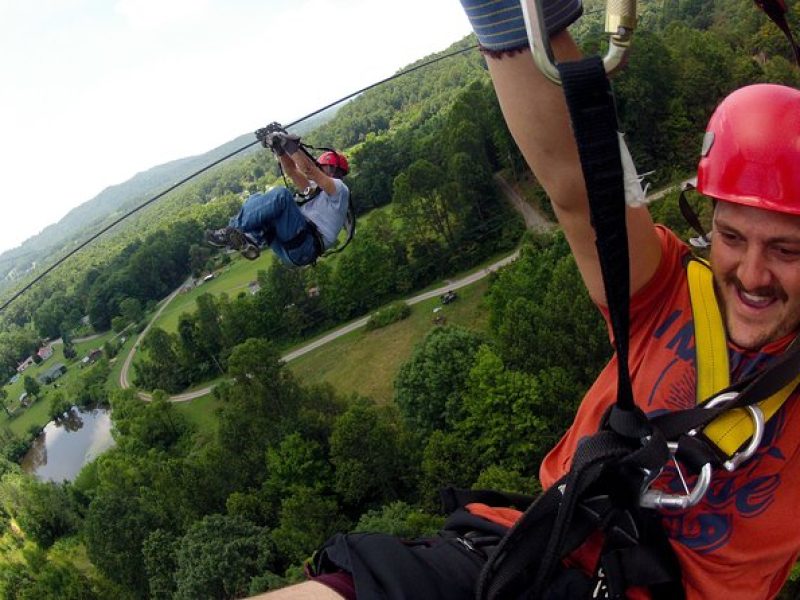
[274,132,302,155]
[265,133,286,156]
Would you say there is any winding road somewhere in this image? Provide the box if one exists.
[118,173,562,402]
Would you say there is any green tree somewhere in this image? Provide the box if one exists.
[84,489,164,596]
[173,514,274,600]
[270,487,347,568]
[133,327,186,393]
[0,389,10,417]
[23,376,40,400]
[0,474,80,548]
[394,325,486,435]
[353,500,443,538]
[329,399,411,507]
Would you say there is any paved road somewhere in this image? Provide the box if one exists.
[118,173,559,402]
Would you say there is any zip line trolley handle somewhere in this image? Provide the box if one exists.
[521,0,638,85]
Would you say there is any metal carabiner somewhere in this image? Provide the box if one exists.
[639,451,713,511]
[521,0,638,85]
[702,394,766,472]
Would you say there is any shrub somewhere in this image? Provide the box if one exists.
[365,302,411,331]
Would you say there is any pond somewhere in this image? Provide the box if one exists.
[21,407,115,482]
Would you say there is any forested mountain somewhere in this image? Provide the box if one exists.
[3,2,800,597]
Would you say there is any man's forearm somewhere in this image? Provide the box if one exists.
[279,154,309,190]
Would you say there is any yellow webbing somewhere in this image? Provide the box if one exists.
[687,258,800,457]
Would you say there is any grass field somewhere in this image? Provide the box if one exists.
[152,253,276,334]
[288,278,491,404]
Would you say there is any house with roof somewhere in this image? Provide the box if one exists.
[37,363,67,385]
[37,345,53,361]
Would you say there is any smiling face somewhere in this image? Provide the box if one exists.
[710,201,800,349]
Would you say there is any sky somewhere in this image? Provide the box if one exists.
[0,0,472,255]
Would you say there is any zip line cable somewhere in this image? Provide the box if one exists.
[0,43,478,315]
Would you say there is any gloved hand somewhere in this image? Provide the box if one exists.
[265,133,286,156]
[255,122,288,148]
[459,0,582,53]
[274,132,302,155]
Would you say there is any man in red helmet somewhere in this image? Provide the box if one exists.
[447,2,800,598]
[205,132,350,267]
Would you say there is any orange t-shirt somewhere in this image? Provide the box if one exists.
[537,226,800,599]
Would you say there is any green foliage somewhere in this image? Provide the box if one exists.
[0,554,102,600]
[329,399,413,507]
[172,514,274,600]
[365,301,411,331]
[270,487,347,569]
[354,500,444,537]
[474,465,541,497]
[418,430,481,509]
[22,376,40,400]
[0,474,80,548]
[110,389,190,453]
[142,529,179,600]
[394,325,486,435]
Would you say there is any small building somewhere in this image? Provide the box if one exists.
[202,273,216,283]
[16,356,35,373]
[19,392,29,407]
[248,280,261,295]
[37,345,53,361]
[37,363,67,385]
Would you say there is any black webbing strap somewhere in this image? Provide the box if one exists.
[557,58,649,436]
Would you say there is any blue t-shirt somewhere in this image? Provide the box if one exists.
[300,179,350,249]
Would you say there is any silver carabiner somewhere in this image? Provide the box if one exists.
[703,394,766,472]
[640,453,712,511]
[521,0,638,85]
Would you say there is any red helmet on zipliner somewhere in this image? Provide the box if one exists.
[696,84,800,215]
[318,151,349,176]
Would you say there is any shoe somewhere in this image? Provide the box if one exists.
[205,227,234,247]
[227,229,261,260]
[205,227,260,259]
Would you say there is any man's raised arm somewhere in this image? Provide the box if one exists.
[460,0,661,302]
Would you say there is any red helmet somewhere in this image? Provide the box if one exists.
[318,151,349,176]
[696,84,800,215]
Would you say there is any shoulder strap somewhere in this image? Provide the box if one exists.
[686,257,729,402]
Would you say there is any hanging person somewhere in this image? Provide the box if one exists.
[205,130,350,267]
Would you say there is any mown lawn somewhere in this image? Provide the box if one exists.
[153,253,275,335]
[288,277,491,404]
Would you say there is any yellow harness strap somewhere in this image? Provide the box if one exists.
[687,258,800,458]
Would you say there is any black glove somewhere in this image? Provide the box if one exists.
[265,133,286,156]
[255,122,287,147]
[275,132,302,155]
